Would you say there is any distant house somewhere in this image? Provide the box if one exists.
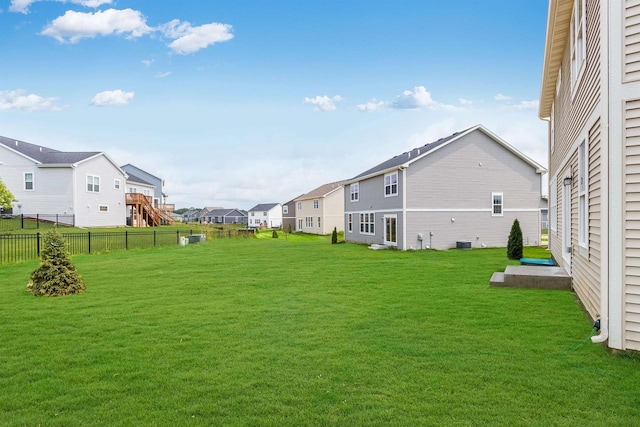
[200,208,247,224]
[121,164,168,208]
[0,135,127,227]
[538,0,640,351]
[282,196,301,232]
[182,209,201,223]
[199,206,224,222]
[247,203,282,228]
[295,181,346,235]
[343,125,546,250]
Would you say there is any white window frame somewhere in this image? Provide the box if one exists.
[318,216,321,228]
[297,202,302,210]
[550,176,558,232]
[350,183,359,202]
[359,212,375,235]
[492,192,503,217]
[87,174,100,193]
[384,172,398,197]
[24,172,34,191]
[297,218,303,230]
[313,199,319,209]
[347,213,353,233]
[305,216,313,227]
[99,205,109,212]
[578,139,588,248]
[570,0,586,91]
[114,179,121,190]
[283,205,289,214]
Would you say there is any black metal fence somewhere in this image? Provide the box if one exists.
[0,228,255,264]
[0,214,75,232]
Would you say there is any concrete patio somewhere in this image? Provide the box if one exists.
[490,265,571,290]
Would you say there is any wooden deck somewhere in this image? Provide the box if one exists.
[125,193,175,227]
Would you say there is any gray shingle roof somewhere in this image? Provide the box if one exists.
[296,181,346,201]
[126,172,153,186]
[249,203,280,212]
[0,135,100,164]
[202,208,246,217]
[351,128,471,180]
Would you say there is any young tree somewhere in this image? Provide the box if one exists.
[0,178,17,211]
[507,218,523,260]
[331,227,338,244]
[27,228,86,296]
[272,229,278,238]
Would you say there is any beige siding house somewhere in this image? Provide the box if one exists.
[539,0,640,350]
[295,181,346,235]
[344,126,546,250]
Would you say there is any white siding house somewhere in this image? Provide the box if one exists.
[247,203,282,228]
[0,136,127,227]
[539,0,640,351]
[344,126,546,250]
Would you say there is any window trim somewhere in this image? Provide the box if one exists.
[384,172,398,197]
[283,205,289,214]
[99,205,109,213]
[492,192,503,217]
[87,174,100,193]
[578,139,588,248]
[550,176,558,232]
[114,179,121,190]
[313,199,319,209]
[24,172,34,191]
[359,212,375,235]
[570,0,586,93]
[347,213,353,233]
[350,183,359,202]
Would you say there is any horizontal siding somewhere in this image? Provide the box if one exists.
[625,0,640,82]
[625,98,640,350]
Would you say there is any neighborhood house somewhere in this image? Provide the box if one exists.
[295,181,346,235]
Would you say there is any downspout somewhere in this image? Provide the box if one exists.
[592,0,609,344]
[402,166,407,250]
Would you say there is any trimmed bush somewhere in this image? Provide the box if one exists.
[331,227,338,244]
[507,218,523,260]
[27,228,86,297]
[272,229,278,238]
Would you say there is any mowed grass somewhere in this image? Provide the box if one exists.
[1,239,639,426]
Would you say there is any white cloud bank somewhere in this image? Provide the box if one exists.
[160,20,234,55]
[356,99,385,112]
[91,89,134,106]
[10,0,112,14]
[0,89,62,111]
[303,95,343,112]
[386,86,462,111]
[494,93,511,101]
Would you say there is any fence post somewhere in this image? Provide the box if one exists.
[37,214,40,229]
[56,214,59,226]
[228,230,231,239]
[88,231,91,254]
[21,214,24,229]
[154,230,156,247]
[177,230,180,245]
[125,231,128,250]
[37,232,41,257]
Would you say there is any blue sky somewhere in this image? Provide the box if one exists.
[1,0,549,209]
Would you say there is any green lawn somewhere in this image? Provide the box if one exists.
[1,239,638,426]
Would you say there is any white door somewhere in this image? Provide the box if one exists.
[384,215,397,246]
[562,174,572,272]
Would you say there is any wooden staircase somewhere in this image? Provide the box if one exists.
[126,193,175,227]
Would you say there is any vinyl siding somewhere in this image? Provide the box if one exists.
[625,98,640,350]
[296,191,341,235]
[75,156,126,227]
[282,201,296,232]
[625,0,640,82]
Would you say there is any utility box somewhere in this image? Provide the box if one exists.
[188,234,206,244]
[456,240,472,249]
[180,236,188,246]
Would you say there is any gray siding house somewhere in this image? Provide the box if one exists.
[344,125,546,250]
[200,208,247,224]
[121,164,166,208]
[281,197,300,232]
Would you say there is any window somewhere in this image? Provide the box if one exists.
[297,202,302,210]
[318,217,321,228]
[283,206,289,214]
[492,193,503,216]
[99,205,109,212]
[347,214,353,232]
[350,183,359,201]
[129,187,136,193]
[251,212,255,216]
[305,216,313,227]
[24,172,34,190]
[359,213,375,235]
[384,172,398,197]
[550,176,558,232]
[114,179,121,190]
[313,200,319,209]
[263,211,267,216]
[578,140,588,247]
[87,175,100,192]
[298,219,303,230]
[570,0,586,88]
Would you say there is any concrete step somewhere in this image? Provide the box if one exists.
[497,265,571,290]
[489,272,506,287]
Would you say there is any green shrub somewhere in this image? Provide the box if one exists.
[507,218,523,260]
[272,229,278,238]
[331,227,338,244]
[27,228,86,297]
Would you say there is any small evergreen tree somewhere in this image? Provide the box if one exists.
[27,228,86,296]
[0,178,17,212]
[507,218,523,260]
[272,229,278,238]
[331,227,338,244]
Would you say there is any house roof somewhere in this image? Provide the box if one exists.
[346,125,546,184]
[121,164,162,181]
[538,0,572,119]
[202,208,246,217]
[296,181,346,201]
[125,172,154,186]
[248,203,280,212]
[183,209,201,216]
[283,194,304,205]
[0,135,100,165]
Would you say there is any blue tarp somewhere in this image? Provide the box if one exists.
[520,258,556,266]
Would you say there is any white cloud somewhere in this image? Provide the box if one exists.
[510,100,539,111]
[90,89,134,106]
[160,20,234,55]
[494,93,511,101]
[390,86,462,111]
[41,9,152,43]
[11,0,112,14]
[303,95,343,112]
[0,89,62,111]
[141,59,154,66]
[458,98,473,106]
[356,99,385,112]
[155,71,171,78]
